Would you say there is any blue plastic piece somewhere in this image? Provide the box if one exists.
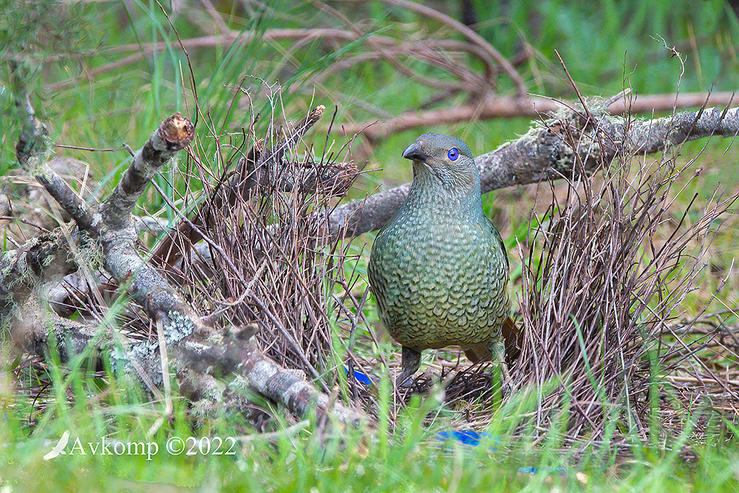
[517,466,567,476]
[343,365,373,385]
[435,432,567,476]
[435,430,500,450]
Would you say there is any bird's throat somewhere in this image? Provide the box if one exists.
[407,164,484,220]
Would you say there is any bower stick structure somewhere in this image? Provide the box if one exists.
[4,85,366,428]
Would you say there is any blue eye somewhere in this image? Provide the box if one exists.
[448,148,459,161]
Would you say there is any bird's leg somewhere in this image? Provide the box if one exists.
[491,340,513,397]
[397,346,422,388]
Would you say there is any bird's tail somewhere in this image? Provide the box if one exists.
[463,317,522,366]
[501,316,521,366]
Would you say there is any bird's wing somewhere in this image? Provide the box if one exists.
[485,216,509,273]
[367,233,382,297]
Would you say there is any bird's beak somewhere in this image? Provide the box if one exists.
[402,141,428,162]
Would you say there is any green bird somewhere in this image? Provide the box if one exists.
[368,133,519,386]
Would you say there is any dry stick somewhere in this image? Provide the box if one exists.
[554,50,593,124]
[341,91,738,141]
[379,0,527,96]
[46,30,360,92]
[101,113,195,230]
[148,318,173,437]
[330,104,739,238]
[199,0,229,33]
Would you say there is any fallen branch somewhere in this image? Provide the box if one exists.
[330,103,739,237]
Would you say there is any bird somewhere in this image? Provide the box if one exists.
[368,133,519,387]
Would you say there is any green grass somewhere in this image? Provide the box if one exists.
[1,0,738,490]
[2,355,738,492]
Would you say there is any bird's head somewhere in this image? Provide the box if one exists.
[402,133,478,193]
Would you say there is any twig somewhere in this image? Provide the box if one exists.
[379,0,527,96]
[341,91,738,140]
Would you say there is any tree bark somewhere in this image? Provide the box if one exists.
[330,104,739,237]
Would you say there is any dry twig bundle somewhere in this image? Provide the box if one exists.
[159,95,362,386]
[513,101,738,442]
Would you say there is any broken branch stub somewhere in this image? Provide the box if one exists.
[101,113,195,231]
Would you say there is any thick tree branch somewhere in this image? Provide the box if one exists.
[330,104,739,237]
[11,304,99,362]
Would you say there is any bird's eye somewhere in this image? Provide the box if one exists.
[448,148,459,161]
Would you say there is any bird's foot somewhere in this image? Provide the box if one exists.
[492,340,514,399]
[396,374,415,388]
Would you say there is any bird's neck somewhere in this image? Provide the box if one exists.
[405,165,484,220]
